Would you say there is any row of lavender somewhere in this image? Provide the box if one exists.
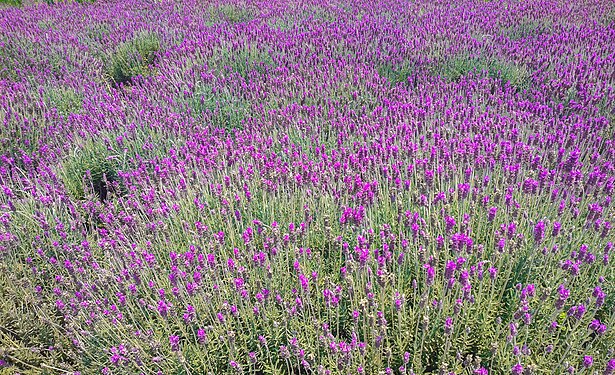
[1,0,614,374]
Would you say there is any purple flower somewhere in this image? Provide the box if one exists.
[568,304,586,320]
[552,222,561,236]
[445,260,457,279]
[488,207,497,222]
[394,294,403,311]
[444,317,453,335]
[605,358,615,375]
[403,351,411,364]
[593,286,606,307]
[229,360,240,370]
[197,328,206,344]
[157,300,169,317]
[279,345,291,360]
[511,363,523,375]
[583,356,593,368]
[510,322,518,337]
[488,267,497,280]
[555,284,570,309]
[169,335,180,351]
[589,319,607,335]
[424,264,435,286]
[534,221,546,244]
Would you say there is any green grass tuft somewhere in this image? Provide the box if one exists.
[216,4,253,23]
[43,86,83,117]
[377,60,419,86]
[436,54,531,92]
[60,139,123,202]
[0,0,20,6]
[188,83,249,131]
[501,20,552,40]
[105,31,161,85]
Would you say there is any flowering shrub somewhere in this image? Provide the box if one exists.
[0,0,614,374]
[105,31,161,85]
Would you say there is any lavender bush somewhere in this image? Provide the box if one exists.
[0,0,614,374]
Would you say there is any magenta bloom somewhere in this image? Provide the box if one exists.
[424,264,435,286]
[169,335,180,351]
[444,317,453,335]
[583,356,593,368]
[511,363,523,375]
[534,221,546,244]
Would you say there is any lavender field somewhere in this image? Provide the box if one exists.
[0,0,614,373]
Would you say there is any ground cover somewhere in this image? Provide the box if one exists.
[0,0,614,374]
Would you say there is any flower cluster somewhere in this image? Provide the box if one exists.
[0,0,613,374]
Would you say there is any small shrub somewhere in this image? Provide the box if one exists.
[61,139,123,201]
[105,32,161,85]
[377,60,419,86]
[0,267,77,374]
[437,54,531,92]
[43,86,83,117]
[267,17,294,31]
[600,8,615,27]
[220,44,275,80]
[0,42,20,81]
[83,23,110,46]
[188,83,249,131]
[501,20,552,40]
[217,4,252,23]
[43,0,96,5]
[0,0,20,6]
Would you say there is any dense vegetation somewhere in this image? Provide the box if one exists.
[0,0,614,374]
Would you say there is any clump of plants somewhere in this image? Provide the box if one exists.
[60,139,123,202]
[437,53,531,92]
[501,20,552,40]
[215,4,253,23]
[0,0,20,7]
[105,31,161,85]
[217,44,276,80]
[43,86,83,117]
[0,265,77,375]
[188,83,249,131]
[377,60,420,87]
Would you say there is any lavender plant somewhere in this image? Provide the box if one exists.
[0,0,614,374]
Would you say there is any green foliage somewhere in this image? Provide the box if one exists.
[105,32,161,85]
[80,23,111,50]
[43,86,83,117]
[217,4,253,23]
[0,264,77,374]
[601,8,615,27]
[0,0,20,6]
[43,0,96,4]
[0,43,20,81]
[437,54,531,92]
[267,17,294,31]
[217,44,276,80]
[60,138,123,201]
[188,83,249,131]
[204,4,253,25]
[501,20,552,40]
[377,60,419,86]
